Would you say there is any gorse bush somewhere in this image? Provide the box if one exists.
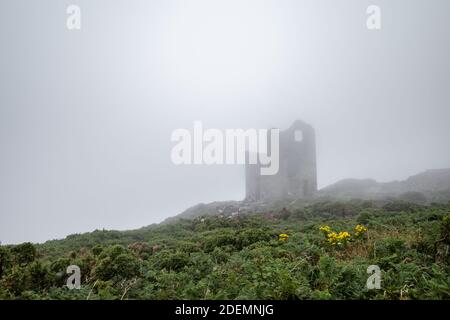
[0,200,449,300]
[319,224,367,246]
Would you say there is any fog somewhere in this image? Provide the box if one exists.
[1,0,450,244]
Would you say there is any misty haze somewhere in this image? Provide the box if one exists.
[0,0,450,303]
[1,0,449,245]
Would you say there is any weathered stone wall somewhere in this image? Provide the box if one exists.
[245,120,317,201]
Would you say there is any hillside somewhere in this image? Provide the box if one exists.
[320,168,450,202]
[1,168,449,300]
[164,169,450,223]
[1,199,449,300]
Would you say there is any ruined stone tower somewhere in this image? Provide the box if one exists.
[245,120,317,201]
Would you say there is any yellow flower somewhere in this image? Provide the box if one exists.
[326,231,350,245]
[340,231,350,239]
[355,224,368,233]
[327,232,337,238]
[319,225,331,233]
[320,226,354,246]
[279,234,289,242]
[354,224,368,239]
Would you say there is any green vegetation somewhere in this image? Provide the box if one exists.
[1,200,450,300]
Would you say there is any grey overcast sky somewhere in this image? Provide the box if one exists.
[1,0,450,244]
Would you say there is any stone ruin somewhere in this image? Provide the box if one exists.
[245,120,317,202]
